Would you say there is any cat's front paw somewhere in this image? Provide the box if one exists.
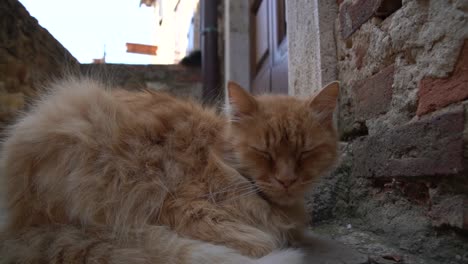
[256,249,305,264]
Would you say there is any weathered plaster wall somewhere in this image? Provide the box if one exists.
[224,0,250,91]
[0,0,79,132]
[306,0,468,263]
[286,0,338,96]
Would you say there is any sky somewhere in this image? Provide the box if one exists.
[19,0,157,64]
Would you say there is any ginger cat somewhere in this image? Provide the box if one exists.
[0,79,339,263]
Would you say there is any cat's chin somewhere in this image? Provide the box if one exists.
[273,198,297,206]
[266,193,302,206]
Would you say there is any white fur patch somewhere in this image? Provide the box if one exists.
[256,249,305,264]
[189,243,255,264]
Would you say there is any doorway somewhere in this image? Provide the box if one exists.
[250,0,288,95]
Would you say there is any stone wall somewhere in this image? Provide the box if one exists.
[308,0,468,263]
[0,0,79,132]
[80,64,203,101]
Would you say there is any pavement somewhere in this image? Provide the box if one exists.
[308,224,436,264]
[303,233,369,264]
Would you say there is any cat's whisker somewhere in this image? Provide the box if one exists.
[202,181,253,198]
[255,182,277,190]
[206,186,256,202]
[230,185,260,195]
[212,178,251,191]
[256,182,276,187]
[221,188,260,204]
[256,185,274,191]
[203,183,256,201]
[223,184,259,197]
[203,180,247,195]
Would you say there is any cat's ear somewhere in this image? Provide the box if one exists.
[307,81,340,122]
[227,81,258,120]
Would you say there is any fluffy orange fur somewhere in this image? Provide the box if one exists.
[0,78,339,263]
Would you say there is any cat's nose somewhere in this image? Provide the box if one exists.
[275,177,296,188]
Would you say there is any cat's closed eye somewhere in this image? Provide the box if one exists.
[299,150,315,160]
[299,145,323,160]
[249,146,272,160]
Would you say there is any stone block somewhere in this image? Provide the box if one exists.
[417,40,468,116]
[339,65,394,140]
[353,65,394,120]
[429,195,468,230]
[352,107,465,178]
[339,0,402,39]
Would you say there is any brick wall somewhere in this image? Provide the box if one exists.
[308,0,468,262]
[0,0,79,131]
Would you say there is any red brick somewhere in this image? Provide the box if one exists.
[417,40,468,116]
[339,0,402,39]
[352,107,465,178]
[353,65,394,119]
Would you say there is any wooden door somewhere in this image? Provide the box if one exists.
[250,0,288,95]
